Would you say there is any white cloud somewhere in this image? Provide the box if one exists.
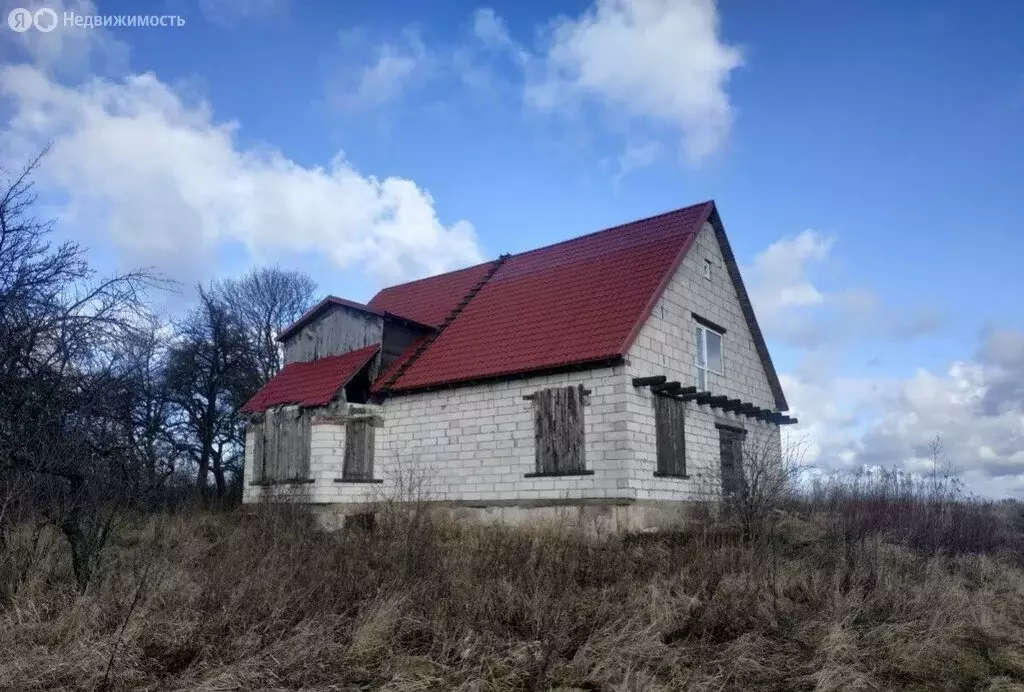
[0,0,127,76]
[525,0,742,163]
[748,229,1017,496]
[613,140,660,188]
[0,64,483,284]
[472,8,528,67]
[747,230,834,321]
[746,231,946,350]
[786,329,1024,498]
[330,29,429,111]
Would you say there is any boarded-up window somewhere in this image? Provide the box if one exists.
[343,418,376,480]
[654,395,686,476]
[533,385,586,475]
[718,425,746,500]
[254,407,311,482]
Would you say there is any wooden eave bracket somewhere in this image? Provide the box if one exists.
[632,375,798,424]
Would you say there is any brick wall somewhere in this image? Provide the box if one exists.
[244,365,636,505]
[623,221,782,501]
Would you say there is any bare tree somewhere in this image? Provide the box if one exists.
[214,266,316,382]
[0,149,167,588]
[164,288,260,501]
[115,321,182,500]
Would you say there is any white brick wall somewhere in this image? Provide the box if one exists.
[623,221,782,501]
[245,365,636,505]
[243,221,783,509]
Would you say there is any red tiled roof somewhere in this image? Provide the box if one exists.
[380,202,714,392]
[240,344,379,413]
[367,261,498,326]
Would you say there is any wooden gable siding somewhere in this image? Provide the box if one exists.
[283,304,384,365]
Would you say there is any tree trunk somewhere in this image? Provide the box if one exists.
[195,443,211,500]
[211,452,226,500]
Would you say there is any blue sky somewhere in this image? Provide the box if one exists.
[1,0,1022,496]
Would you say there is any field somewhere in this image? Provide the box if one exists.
[2,488,1024,691]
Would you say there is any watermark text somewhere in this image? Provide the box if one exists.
[8,7,185,32]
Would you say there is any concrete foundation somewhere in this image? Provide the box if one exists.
[308,499,701,535]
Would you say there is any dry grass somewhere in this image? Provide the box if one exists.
[1,494,1024,691]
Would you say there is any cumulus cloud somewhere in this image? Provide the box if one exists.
[749,229,1021,496]
[330,2,740,168]
[524,0,742,163]
[0,64,483,284]
[0,0,127,76]
[787,328,1024,497]
[746,231,946,350]
[746,230,834,321]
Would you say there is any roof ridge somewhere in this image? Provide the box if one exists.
[375,253,510,395]
[500,200,714,264]
[373,201,714,295]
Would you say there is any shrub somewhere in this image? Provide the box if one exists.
[0,491,1021,690]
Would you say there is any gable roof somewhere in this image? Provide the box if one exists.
[377,201,715,392]
[367,261,498,327]
[251,200,789,412]
[277,296,383,343]
[240,343,379,413]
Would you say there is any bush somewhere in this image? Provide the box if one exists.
[0,493,1022,691]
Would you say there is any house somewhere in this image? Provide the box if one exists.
[240,201,796,531]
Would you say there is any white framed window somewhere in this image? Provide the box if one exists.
[695,322,724,391]
[703,258,713,280]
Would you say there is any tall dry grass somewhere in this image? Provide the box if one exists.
[1,479,1023,691]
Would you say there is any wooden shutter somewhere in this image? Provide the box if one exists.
[263,408,281,481]
[534,386,585,474]
[718,427,746,499]
[655,395,686,476]
[259,408,310,482]
[343,419,376,480]
[251,422,266,482]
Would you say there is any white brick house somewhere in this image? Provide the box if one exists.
[241,201,796,531]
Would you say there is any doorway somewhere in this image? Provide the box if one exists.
[717,424,746,499]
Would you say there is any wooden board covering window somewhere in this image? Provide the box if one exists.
[256,407,311,482]
[343,419,376,480]
[718,426,746,499]
[654,395,686,476]
[534,385,586,474]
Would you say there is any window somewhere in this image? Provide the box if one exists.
[716,424,747,500]
[342,418,376,481]
[703,258,713,280]
[528,385,589,476]
[695,321,724,391]
[252,407,311,484]
[654,396,686,477]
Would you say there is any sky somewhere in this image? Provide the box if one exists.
[1,0,1022,497]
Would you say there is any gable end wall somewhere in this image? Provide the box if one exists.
[283,305,384,364]
[624,221,781,500]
